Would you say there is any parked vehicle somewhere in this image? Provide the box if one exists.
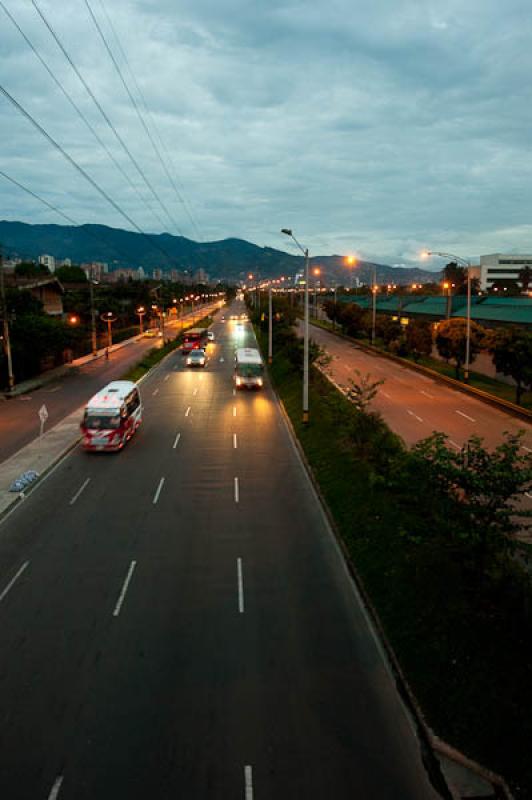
[81,381,142,451]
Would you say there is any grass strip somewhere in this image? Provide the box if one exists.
[257,325,532,799]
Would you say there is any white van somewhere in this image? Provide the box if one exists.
[81,381,142,451]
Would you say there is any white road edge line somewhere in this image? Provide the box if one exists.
[69,477,91,506]
[234,476,239,503]
[153,477,165,504]
[244,765,253,799]
[237,558,244,614]
[420,390,434,399]
[455,410,476,423]
[407,410,423,423]
[233,433,237,449]
[0,561,29,604]
[172,432,181,450]
[113,560,137,617]
[185,406,191,417]
[47,775,64,800]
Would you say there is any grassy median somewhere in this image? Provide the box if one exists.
[257,323,532,799]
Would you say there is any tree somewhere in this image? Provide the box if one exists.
[489,279,520,296]
[346,370,384,412]
[490,329,532,404]
[405,319,433,360]
[336,303,365,337]
[435,318,485,379]
[518,265,532,293]
[15,261,50,278]
[55,265,87,283]
[413,432,532,570]
[380,316,403,347]
[443,262,466,292]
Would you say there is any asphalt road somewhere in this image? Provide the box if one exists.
[304,321,532,452]
[0,305,218,465]
[0,302,443,799]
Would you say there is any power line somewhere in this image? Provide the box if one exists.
[0,0,168,234]
[0,83,179,266]
[84,0,199,240]
[30,0,181,236]
[97,0,203,242]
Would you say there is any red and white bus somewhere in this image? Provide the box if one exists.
[181,327,208,354]
[81,381,142,452]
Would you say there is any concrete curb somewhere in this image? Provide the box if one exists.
[308,320,532,425]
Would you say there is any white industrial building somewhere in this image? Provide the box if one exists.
[38,254,56,273]
[480,253,532,290]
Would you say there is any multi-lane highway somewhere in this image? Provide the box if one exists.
[0,305,218,465]
[0,303,443,799]
[304,321,532,452]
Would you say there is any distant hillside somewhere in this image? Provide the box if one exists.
[0,220,440,285]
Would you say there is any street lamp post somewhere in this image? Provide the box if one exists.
[282,228,309,423]
[0,247,14,392]
[268,281,273,364]
[371,265,377,345]
[88,267,98,356]
[426,251,472,382]
[100,312,117,352]
[136,306,146,336]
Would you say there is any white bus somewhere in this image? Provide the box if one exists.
[234,348,264,389]
[81,380,142,451]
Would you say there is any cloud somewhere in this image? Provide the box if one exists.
[1,0,531,266]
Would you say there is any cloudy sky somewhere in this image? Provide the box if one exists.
[1,0,531,268]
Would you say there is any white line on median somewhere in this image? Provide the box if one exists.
[47,776,64,800]
[185,406,191,417]
[153,477,165,504]
[244,765,253,799]
[407,410,423,423]
[237,558,244,613]
[233,433,237,449]
[113,560,137,617]
[173,432,181,450]
[0,561,29,605]
[420,390,435,399]
[152,388,159,397]
[455,410,476,423]
[233,406,237,417]
[69,477,91,506]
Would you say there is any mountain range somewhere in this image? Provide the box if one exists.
[0,220,440,285]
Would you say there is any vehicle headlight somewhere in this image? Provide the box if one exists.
[236,377,241,385]
[257,378,263,386]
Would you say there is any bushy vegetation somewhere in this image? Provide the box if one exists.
[254,300,532,797]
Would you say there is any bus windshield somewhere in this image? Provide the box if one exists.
[84,413,121,429]
[236,363,263,378]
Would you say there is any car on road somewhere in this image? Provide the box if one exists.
[186,348,207,367]
[144,328,161,338]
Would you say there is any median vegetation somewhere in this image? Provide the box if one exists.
[253,298,532,798]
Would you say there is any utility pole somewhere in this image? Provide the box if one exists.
[0,245,15,392]
[371,265,377,346]
[268,282,273,364]
[89,266,97,355]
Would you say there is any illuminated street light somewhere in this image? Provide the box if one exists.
[136,305,146,335]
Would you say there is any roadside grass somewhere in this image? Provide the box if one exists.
[309,317,532,410]
[258,325,532,799]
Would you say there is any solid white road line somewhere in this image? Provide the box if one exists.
[449,440,461,450]
[153,477,165,504]
[172,432,181,450]
[233,433,237,449]
[0,561,29,605]
[456,410,476,423]
[234,477,239,503]
[407,410,423,423]
[185,406,191,417]
[152,388,159,397]
[244,765,253,799]
[237,558,244,614]
[47,776,64,800]
[69,477,91,506]
[420,390,435,399]
[233,406,237,417]
[113,560,137,617]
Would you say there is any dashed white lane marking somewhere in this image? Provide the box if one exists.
[233,388,236,396]
[233,406,237,417]
[244,765,253,799]
[185,406,191,417]
[69,477,91,505]
[449,440,461,450]
[19,396,32,401]
[152,388,159,397]
[164,374,169,382]
[525,492,532,499]
[193,388,198,396]
[219,357,225,363]
[153,477,165,504]
[173,432,181,450]
[47,386,61,393]
[455,410,476,423]
[233,433,237,449]
[407,410,423,423]
[381,391,391,399]
[47,775,64,800]
[523,446,532,453]
[0,561,29,605]
[420,390,435,399]
[237,558,244,613]
[234,477,240,503]
[113,561,137,617]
